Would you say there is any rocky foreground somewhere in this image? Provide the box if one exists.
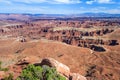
[0,57,87,80]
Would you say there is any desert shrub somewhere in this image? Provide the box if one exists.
[0,61,1,68]
[4,73,13,80]
[42,65,66,80]
[17,64,66,80]
[0,61,9,72]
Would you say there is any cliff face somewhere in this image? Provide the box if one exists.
[0,22,118,52]
[44,29,118,51]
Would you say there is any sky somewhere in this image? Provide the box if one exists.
[0,0,120,14]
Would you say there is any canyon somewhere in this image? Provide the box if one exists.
[0,15,120,80]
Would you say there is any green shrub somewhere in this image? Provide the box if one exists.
[17,64,66,80]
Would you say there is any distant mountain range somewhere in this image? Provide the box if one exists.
[0,13,120,21]
[25,13,120,17]
[74,13,120,17]
[1,13,120,17]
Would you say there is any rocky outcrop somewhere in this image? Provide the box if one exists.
[40,58,70,77]
[45,29,118,52]
[19,37,27,42]
[0,20,116,38]
[0,19,119,52]
[14,57,87,80]
[16,57,30,65]
[39,58,87,80]
[0,71,5,79]
[0,29,4,33]
[89,45,106,52]
[0,23,118,52]
[70,73,87,80]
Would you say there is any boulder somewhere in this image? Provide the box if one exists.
[0,71,5,79]
[16,57,30,65]
[70,73,87,80]
[40,58,70,77]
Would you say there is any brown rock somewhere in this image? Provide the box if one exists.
[16,57,30,65]
[40,58,70,77]
[70,73,87,80]
[0,71,5,79]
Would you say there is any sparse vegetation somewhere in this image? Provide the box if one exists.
[4,73,13,80]
[0,61,9,72]
[17,64,66,80]
[1,64,66,80]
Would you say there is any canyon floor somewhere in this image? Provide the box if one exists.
[0,16,120,80]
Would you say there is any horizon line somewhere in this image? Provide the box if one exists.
[0,13,120,15]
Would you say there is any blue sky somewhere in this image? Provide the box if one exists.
[0,0,120,14]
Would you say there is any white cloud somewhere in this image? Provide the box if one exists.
[78,7,120,14]
[97,0,112,3]
[0,0,81,4]
[11,0,46,3]
[54,0,70,3]
[0,0,12,4]
[53,0,81,4]
[86,0,94,4]
[106,9,120,14]
[86,0,114,4]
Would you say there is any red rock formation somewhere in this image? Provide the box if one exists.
[0,19,118,52]
[40,58,87,80]
[40,58,70,78]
